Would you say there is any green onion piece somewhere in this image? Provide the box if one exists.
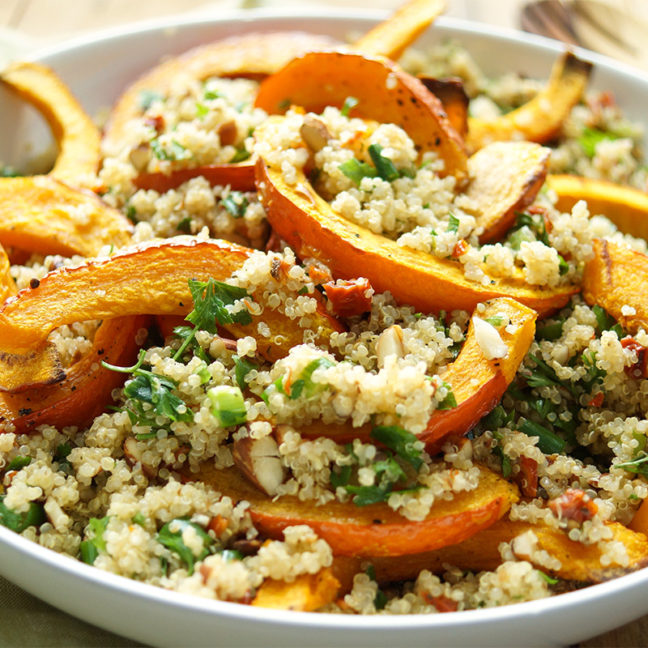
[208,385,247,427]
[519,419,566,454]
[80,540,99,565]
[0,497,45,533]
[370,425,423,470]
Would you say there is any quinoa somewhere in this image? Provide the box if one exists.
[3,33,648,619]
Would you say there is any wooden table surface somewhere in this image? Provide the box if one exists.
[1,1,647,646]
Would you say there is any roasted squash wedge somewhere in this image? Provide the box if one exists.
[352,0,446,61]
[0,238,342,361]
[467,51,593,152]
[196,463,518,557]
[546,174,648,240]
[254,121,577,317]
[254,51,468,183]
[582,239,648,334]
[0,176,132,257]
[467,142,551,244]
[418,76,469,138]
[300,298,536,449]
[0,316,147,433]
[1,61,101,184]
[103,31,339,151]
[251,569,340,611]
[332,519,648,585]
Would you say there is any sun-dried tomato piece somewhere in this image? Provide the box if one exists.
[422,593,458,612]
[517,456,539,498]
[323,278,373,318]
[621,337,648,379]
[549,488,598,524]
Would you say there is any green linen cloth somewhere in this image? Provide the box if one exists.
[0,575,142,647]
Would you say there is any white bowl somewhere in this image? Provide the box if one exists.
[2,9,648,647]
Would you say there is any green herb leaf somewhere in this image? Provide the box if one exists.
[485,316,506,327]
[132,513,147,527]
[221,192,249,219]
[537,570,559,585]
[298,357,335,397]
[234,355,258,391]
[156,518,214,575]
[204,89,222,101]
[341,96,359,117]
[150,138,190,162]
[344,484,391,506]
[579,126,619,158]
[177,217,192,233]
[519,419,566,454]
[6,456,31,471]
[187,278,252,331]
[368,143,400,182]
[138,89,163,110]
[330,464,352,488]
[447,213,460,234]
[339,158,378,185]
[371,426,423,471]
[0,497,45,533]
[615,452,648,478]
[437,381,457,410]
[80,540,99,565]
[195,102,209,119]
[536,320,564,341]
[230,146,251,163]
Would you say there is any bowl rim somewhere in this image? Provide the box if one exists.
[3,6,648,639]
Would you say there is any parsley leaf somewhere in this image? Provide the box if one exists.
[233,355,258,391]
[368,144,400,182]
[157,518,214,575]
[339,158,378,185]
[150,138,190,162]
[447,213,460,234]
[579,126,619,158]
[80,516,110,565]
[437,380,457,410]
[0,496,45,533]
[221,192,249,218]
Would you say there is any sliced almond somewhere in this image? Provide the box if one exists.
[232,434,285,496]
[123,437,156,478]
[375,324,405,367]
[300,115,332,153]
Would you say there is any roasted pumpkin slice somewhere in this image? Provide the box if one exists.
[103,31,339,150]
[254,123,577,317]
[582,239,648,334]
[0,316,147,433]
[418,76,469,138]
[132,164,256,193]
[1,61,101,184]
[332,519,648,585]
[546,174,648,240]
[467,142,551,244]
[251,569,340,611]
[352,0,446,60]
[300,298,536,449]
[196,463,518,557]
[254,51,467,182]
[0,238,342,361]
[0,243,15,305]
[0,176,132,257]
[467,51,592,152]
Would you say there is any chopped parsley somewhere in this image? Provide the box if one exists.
[150,138,191,162]
[221,192,249,218]
[339,158,378,185]
[156,518,214,575]
[578,126,620,158]
[230,146,251,163]
[233,355,258,391]
[447,213,460,234]
[341,96,359,117]
[0,497,45,533]
[6,456,31,471]
[436,380,457,410]
[368,144,400,182]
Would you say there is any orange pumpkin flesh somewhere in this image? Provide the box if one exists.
[0,238,342,362]
[196,463,518,557]
[582,239,648,334]
[0,176,132,257]
[0,316,148,433]
[1,61,101,184]
[300,297,536,449]
[467,51,592,152]
[546,174,648,241]
[254,51,468,183]
[254,138,577,317]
